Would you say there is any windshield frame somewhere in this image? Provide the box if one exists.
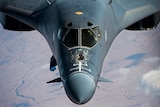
[62,26,101,48]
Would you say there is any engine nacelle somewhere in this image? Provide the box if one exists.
[126,12,160,30]
[0,12,34,31]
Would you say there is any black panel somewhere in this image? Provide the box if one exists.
[4,15,34,31]
[126,13,159,30]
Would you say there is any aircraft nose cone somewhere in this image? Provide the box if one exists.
[64,72,96,104]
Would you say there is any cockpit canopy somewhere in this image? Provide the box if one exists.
[62,26,101,48]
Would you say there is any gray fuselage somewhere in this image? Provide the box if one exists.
[37,0,117,104]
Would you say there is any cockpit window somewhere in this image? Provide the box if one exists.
[82,29,97,47]
[63,26,101,48]
[63,29,78,48]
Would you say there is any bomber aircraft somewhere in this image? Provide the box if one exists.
[0,0,160,105]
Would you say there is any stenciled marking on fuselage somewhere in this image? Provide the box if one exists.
[73,62,88,67]
[79,61,82,72]
[70,62,91,73]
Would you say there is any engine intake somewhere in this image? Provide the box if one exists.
[126,12,160,30]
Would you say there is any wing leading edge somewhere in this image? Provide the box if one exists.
[0,0,55,31]
[0,0,55,15]
[0,0,160,31]
[109,0,160,30]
